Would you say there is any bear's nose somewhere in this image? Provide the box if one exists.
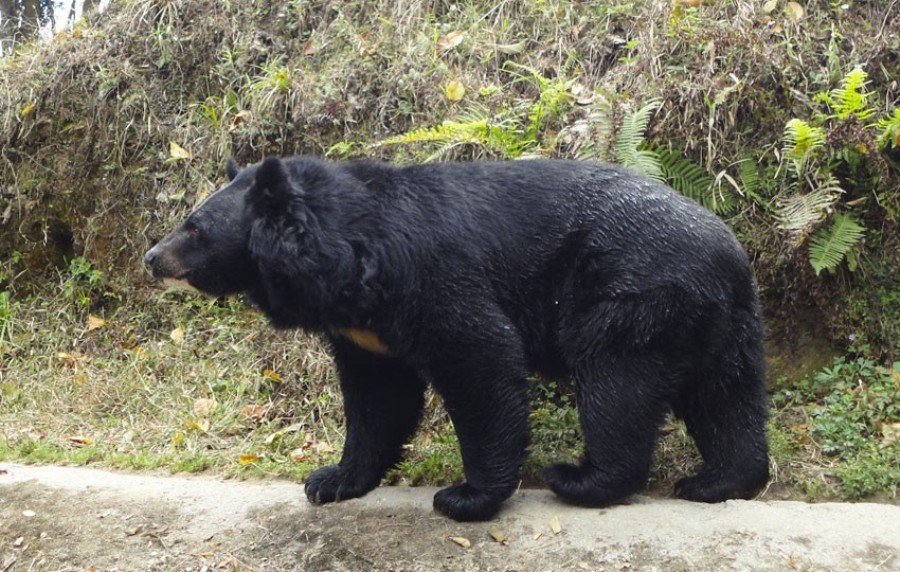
[143,247,158,269]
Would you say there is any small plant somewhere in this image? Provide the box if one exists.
[770,67,899,275]
[61,256,107,311]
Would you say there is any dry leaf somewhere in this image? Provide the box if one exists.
[785,1,804,22]
[289,448,307,462]
[193,398,218,417]
[185,418,210,433]
[448,536,471,548]
[303,38,317,55]
[763,0,778,13]
[488,528,508,544]
[232,109,251,128]
[315,442,335,454]
[240,403,267,422]
[437,30,463,53]
[68,435,94,447]
[170,326,185,345]
[265,430,284,445]
[548,515,562,535]
[444,81,466,102]
[169,141,192,160]
[881,422,900,448]
[86,315,106,331]
[262,369,283,382]
[13,537,24,547]
[238,453,262,465]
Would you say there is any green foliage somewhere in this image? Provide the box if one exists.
[615,99,664,181]
[61,256,107,311]
[808,212,865,275]
[657,148,734,214]
[381,65,578,160]
[770,67,900,275]
[813,67,875,121]
[783,119,826,177]
[875,108,900,149]
[504,62,576,143]
[380,107,526,160]
[773,357,900,498]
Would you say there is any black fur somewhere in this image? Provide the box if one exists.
[144,156,770,522]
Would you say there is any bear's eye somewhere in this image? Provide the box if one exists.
[185,222,202,241]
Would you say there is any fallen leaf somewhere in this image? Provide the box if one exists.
[444,80,466,102]
[169,141,192,160]
[303,38,317,55]
[239,453,262,465]
[231,109,251,128]
[763,0,778,13]
[185,418,210,433]
[68,435,94,447]
[265,430,284,445]
[881,422,900,448]
[437,30,463,53]
[262,369,283,382]
[488,527,508,544]
[785,1,804,22]
[87,315,106,331]
[240,403,267,422]
[448,535,471,548]
[548,515,562,535]
[170,326,185,345]
[13,537,24,547]
[20,102,35,116]
[289,448,307,462]
[193,398,218,417]
[315,442,335,454]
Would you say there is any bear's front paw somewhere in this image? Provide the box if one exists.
[304,465,374,504]
[432,483,505,522]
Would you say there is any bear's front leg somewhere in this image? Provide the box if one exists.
[305,337,426,505]
[426,323,531,521]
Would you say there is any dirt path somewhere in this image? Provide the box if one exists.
[1,463,898,571]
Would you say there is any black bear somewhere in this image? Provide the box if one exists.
[144,156,769,521]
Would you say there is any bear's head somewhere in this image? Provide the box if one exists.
[143,157,262,297]
[144,156,371,329]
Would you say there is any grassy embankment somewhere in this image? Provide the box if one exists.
[0,0,897,500]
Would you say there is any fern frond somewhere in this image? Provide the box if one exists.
[776,176,844,233]
[783,118,825,176]
[737,159,760,196]
[575,95,615,162]
[815,68,875,121]
[876,108,900,149]
[656,148,730,212]
[808,212,866,275]
[615,100,663,180]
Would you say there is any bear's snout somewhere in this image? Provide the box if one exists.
[143,246,158,270]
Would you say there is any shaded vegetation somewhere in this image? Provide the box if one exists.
[0,0,898,500]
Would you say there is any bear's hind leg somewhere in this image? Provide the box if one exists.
[546,353,672,506]
[305,337,426,505]
[673,349,769,502]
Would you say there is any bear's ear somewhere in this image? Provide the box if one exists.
[226,157,240,181]
[250,157,295,213]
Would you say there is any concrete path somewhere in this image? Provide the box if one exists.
[1,463,897,571]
